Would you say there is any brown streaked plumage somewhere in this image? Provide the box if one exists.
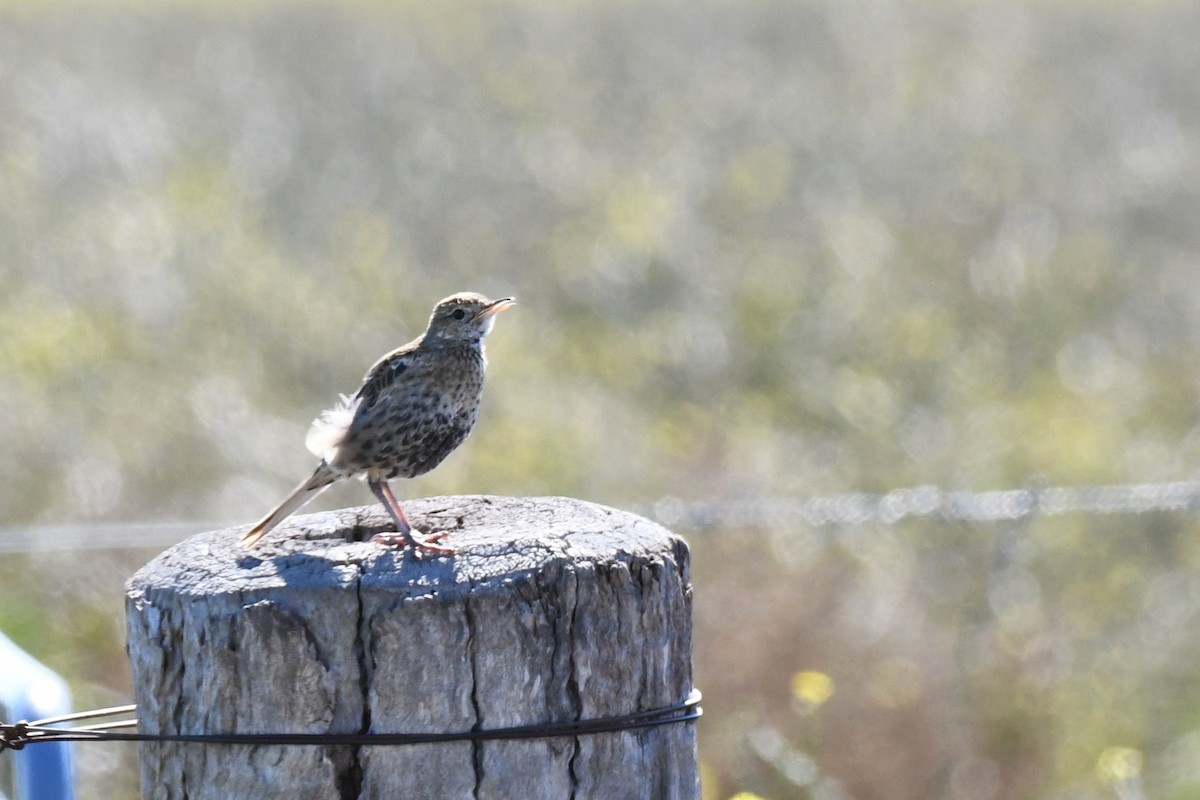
[240,292,515,552]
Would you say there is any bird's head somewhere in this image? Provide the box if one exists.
[424,292,515,343]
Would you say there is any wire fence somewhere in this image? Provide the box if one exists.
[4,480,1200,554]
[0,521,208,554]
[636,480,1200,530]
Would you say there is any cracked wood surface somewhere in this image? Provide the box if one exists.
[125,495,698,800]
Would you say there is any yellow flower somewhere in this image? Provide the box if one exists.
[790,670,835,709]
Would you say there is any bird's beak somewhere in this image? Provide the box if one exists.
[476,297,516,319]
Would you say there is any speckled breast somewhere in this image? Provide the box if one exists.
[345,345,486,480]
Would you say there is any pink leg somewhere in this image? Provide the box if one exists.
[368,480,456,555]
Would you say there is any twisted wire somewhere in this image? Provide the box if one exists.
[1,691,701,751]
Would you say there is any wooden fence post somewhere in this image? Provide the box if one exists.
[125,495,698,800]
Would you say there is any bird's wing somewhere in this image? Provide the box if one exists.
[304,340,421,463]
[354,341,421,412]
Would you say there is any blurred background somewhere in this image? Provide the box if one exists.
[2,0,1200,798]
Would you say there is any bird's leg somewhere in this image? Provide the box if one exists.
[368,479,457,554]
[368,478,413,534]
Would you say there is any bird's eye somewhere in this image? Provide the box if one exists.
[452,309,466,320]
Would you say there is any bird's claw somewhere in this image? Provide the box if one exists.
[370,530,457,555]
[411,530,458,555]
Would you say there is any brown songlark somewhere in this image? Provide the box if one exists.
[240,292,515,552]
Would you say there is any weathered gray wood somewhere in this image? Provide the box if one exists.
[126,495,698,800]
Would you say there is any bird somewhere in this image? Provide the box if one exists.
[240,292,515,552]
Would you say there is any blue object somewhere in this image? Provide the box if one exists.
[0,630,74,800]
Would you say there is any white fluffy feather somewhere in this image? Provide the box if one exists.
[305,394,360,464]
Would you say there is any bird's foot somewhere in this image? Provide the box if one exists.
[371,529,457,555]
[411,530,458,555]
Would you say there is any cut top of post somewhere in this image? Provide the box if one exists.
[127,494,691,599]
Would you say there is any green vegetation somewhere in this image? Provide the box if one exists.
[2,1,1200,797]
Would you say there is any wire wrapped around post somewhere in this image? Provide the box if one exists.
[1,691,701,751]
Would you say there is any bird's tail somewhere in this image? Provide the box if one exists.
[240,464,338,548]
